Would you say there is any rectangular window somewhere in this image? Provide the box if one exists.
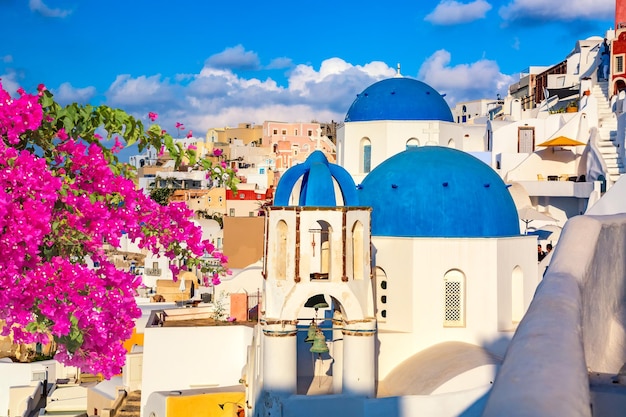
[363,144,371,173]
[259,167,265,174]
[616,55,624,75]
[444,279,465,327]
[273,129,278,135]
[307,130,313,137]
[229,208,235,216]
[281,129,287,135]
[294,129,298,136]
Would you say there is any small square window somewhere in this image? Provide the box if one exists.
[281,129,287,135]
[273,129,278,135]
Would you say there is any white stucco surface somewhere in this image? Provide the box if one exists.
[483,214,626,417]
[140,324,253,416]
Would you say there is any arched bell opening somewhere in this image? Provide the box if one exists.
[296,293,337,395]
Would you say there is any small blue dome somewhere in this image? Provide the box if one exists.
[357,147,519,238]
[274,151,358,207]
[345,77,453,122]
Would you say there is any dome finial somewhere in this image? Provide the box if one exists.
[395,63,402,78]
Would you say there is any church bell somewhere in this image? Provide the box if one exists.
[310,329,329,354]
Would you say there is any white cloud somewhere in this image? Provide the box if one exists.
[205,45,260,70]
[266,57,293,70]
[417,49,516,104]
[102,57,396,138]
[28,0,71,18]
[106,74,182,108]
[0,72,20,96]
[425,0,492,25]
[53,82,96,105]
[99,51,518,145]
[1,55,13,64]
[500,0,613,21]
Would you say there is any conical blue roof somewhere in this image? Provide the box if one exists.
[274,151,358,207]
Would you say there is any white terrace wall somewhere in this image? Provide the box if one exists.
[482,214,626,417]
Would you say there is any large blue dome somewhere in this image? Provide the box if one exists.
[274,151,358,207]
[345,77,454,122]
[357,147,519,238]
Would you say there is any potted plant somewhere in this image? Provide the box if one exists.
[566,100,579,112]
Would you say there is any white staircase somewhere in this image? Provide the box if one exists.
[593,81,624,182]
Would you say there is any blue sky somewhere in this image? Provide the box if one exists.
[0,0,615,152]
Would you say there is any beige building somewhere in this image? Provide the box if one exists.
[207,123,263,146]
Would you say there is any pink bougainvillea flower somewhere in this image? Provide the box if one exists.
[57,128,68,141]
[94,133,103,141]
[0,82,234,379]
[213,149,223,157]
[148,112,158,122]
[188,144,197,151]
[175,122,185,130]
[186,130,193,138]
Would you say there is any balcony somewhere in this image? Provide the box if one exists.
[516,180,598,198]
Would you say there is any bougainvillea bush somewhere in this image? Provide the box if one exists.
[0,82,236,378]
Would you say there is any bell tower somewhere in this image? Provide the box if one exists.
[260,151,377,402]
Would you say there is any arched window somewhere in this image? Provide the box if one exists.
[351,221,364,280]
[309,220,332,280]
[360,138,371,173]
[444,269,466,327]
[406,138,420,149]
[276,220,288,280]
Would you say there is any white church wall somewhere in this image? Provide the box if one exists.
[338,120,462,183]
[372,236,533,379]
[495,236,540,333]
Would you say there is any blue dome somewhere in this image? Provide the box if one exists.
[274,151,358,207]
[345,77,454,122]
[357,147,519,238]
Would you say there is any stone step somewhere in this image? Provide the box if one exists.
[116,390,141,417]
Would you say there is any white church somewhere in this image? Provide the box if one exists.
[239,68,540,416]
